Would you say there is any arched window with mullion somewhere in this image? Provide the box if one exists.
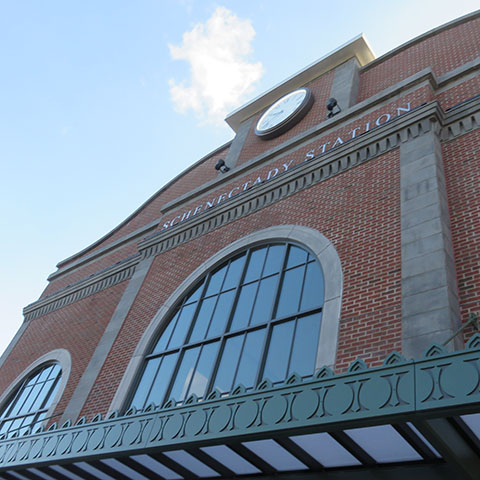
[0,364,62,438]
[129,242,324,410]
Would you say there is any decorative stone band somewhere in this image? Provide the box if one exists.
[22,97,480,321]
[138,98,479,259]
[1,336,479,470]
[23,256,139,322]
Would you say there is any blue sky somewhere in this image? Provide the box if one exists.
[0,1,478,356]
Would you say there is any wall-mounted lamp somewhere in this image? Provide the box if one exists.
[215,159,230,173]
[327,98,341,118]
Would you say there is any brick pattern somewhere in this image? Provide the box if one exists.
[357,16,480,102]
[443,130,480,343]
[0,282,128,426]
[438,77,480,110]
[80,150,401,418]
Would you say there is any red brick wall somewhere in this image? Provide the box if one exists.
[80,148,401,418]
[0,282,128,425]
[358,15,480,102]
[443,129,480,343]
[438,76,480,110]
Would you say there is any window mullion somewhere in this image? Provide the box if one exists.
[182,279,210,346]
[285,317,299,378]
[254,243,289,386]
[254,322,273,387]
[224,249,252,334]
[297,259,310,312]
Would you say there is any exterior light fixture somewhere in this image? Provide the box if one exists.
[215,159,230,173]
[327,97,341,118]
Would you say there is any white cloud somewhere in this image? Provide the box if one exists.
[168,7,264,124]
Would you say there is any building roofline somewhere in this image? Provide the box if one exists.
[225,34,375,132]
[55,140,231,270]
[363,9,480,71]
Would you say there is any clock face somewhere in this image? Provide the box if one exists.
[255,88,314,140]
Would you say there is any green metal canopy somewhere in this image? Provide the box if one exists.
[1,336,480,480]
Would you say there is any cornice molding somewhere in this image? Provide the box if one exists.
[161,69,438,215]
[48,221,157,282]
[139,100,469,259]
[25,97,480,318]
[23,256,140,322]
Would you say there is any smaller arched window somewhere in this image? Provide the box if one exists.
[129,242,324,410]
[0,364,62,438]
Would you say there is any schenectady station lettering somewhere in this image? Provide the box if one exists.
[162,103,412,231]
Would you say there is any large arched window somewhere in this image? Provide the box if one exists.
[0,364,62,438]
[129,242,324,410]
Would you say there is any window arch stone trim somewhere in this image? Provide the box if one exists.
[109,225,342,414]
[0,349,72,429]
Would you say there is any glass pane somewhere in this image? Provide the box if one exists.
[250,275,278,326]
[130,357,161,409]
[146,352,178,407]
[7,385,33,417]
[207,290,235,338]
[168,303,196,349]
[236,329,266,389]
[18,383,43,416]
[8,417,23,436]
[37,366,54,383]
[244,248,267,283]
[169,347,200,403]
[230,282,257,331]
[0,420,13,436]
[185,280,204,305]
[276,266,304,318]
[42,376,61,407]
[286,245,308,268]
[19,414,35,435]
[222,254,246,291]
[30,411,46,434]
[48,364,61,381]
[189,296,216,343]
[187,342,220,399]
[26,372,41,387]
[263,321,295,383]
[300,262,324,311]
[263,245,285,277]
[205,265,227,296]
[30,379,54,411]
[214,335,244,393]
[153,311,178,354]
[289,313,322,377]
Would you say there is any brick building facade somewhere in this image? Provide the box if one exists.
[0,11,479,479]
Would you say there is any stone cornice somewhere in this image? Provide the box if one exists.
[161,68,439,215]
[138,101,452,258]
[23,255,140,322]
[361,10,480,72]
[44,61,479,288]
[48,221,157,282]
[26,97,480,318]
[225,35,375,132]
